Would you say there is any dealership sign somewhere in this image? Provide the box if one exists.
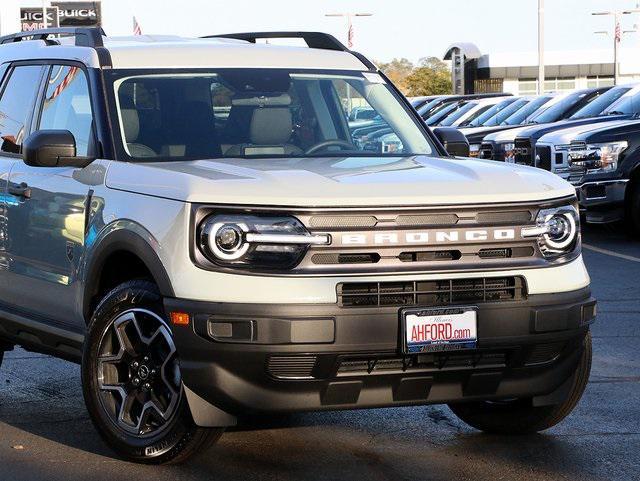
[21,2,102,31]
[20,8,60,30]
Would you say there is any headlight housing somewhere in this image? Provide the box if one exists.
[198,213,329,270]
[568,141,627,174]
[468,143,481,157]
[521,204,580,258]
[502,142,515,162]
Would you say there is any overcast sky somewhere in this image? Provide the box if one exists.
[7,0,640,63]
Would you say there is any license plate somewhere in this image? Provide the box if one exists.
[401,307,478,354]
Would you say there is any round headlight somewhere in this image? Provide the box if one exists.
[215,224,244,252]
[204,222,250,260]
[543,212,576,250]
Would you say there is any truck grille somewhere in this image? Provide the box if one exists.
[535,145,552,171]
[337,276,526,308]
[479,142,494,159]
[514,138,533,165]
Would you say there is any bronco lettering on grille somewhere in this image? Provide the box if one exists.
[338,228,518,246]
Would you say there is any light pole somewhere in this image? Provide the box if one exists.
[592,9,640,85]
[538,0,544,94]
[325,13,372,114]
[325,12,372,49]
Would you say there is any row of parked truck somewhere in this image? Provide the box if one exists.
[406,88,640,235]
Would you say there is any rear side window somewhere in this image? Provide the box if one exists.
[0,65,43,154]
[39,65,94,156]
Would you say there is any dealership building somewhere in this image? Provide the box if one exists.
[444,42,640,95]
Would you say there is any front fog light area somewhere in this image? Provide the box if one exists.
[522,205,580,258]
[199,213,329,270]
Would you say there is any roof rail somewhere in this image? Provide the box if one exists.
[205,31,377,71]
[0,27,112,67]
[0,27,106,48]
[205,31,348,52]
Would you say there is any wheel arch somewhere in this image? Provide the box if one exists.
[82,227,175,323]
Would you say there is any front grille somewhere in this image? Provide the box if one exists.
[267,356,317,379]
[479,142,494,159]
[514,138,532,165]
[337,276,526,308]
[337,351,507,376]
[536,145,552,171]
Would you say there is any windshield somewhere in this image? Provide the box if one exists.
[528,91,587,124]
[501,96,551,125]
[482,98,529,126]
[601,89,640,115]
[438,101,477,126]
[110,69,434,160]
[569,86,631,119]
[461,98,518,127]
[425,101,462,125]
[417,97,450,118]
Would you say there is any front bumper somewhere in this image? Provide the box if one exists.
[573,179,628,223]
[166,287,595,426]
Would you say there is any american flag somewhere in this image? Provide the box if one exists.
[133,16,142,36]
[347,22,354,48]
[615,20,621,43]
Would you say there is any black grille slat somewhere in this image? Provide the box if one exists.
[338,277,525,308]
[337,351,508,376]
[479,142,494,159]
[536,146,552,171]
[514,139,532,165]
[267,356,317,379]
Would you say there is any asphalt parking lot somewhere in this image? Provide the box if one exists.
[0,224,638,481]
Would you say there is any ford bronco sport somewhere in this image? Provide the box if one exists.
[0,28,595,464]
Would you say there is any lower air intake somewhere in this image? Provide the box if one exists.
[267,356,317,379]
[337,277,526,308]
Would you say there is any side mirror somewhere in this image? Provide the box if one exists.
[23,130,93,168]
[432,127,470,157]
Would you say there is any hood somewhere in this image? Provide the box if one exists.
[515,114,629,142]
[537,119,632,145]
[484,125,532,142]
[461,125,522,144]
[573,118,640,143]
[105,155,574,207]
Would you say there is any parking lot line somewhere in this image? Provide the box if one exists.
[582,243,640,263]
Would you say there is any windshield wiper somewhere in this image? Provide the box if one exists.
[605,111,625,115]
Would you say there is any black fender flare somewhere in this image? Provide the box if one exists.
[82,229,175,321]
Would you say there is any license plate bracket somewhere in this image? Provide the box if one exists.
[400,306,478,354]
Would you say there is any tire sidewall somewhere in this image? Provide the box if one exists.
[81,280,196,463]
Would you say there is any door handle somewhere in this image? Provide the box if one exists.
[8,182,31,199]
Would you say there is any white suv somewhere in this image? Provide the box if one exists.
[0,28,595,464]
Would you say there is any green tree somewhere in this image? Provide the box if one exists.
[405,57,452,96]
[377,57,414,93]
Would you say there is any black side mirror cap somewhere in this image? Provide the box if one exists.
[432,127,470,157]
[23,130,94,168]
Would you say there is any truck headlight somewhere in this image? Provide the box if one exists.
[568,141,627,173]
[502,142,515,162]
[521,204,580,258]
[198,213,329,270]
[469,143,481,157]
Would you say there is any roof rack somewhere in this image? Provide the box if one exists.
[0,27,111,67]
[205,31,377,70]
[205,31,348,52]
[0,27,106,47]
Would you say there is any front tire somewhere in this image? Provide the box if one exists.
[82,280,223,464]
[448,331,592,434]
